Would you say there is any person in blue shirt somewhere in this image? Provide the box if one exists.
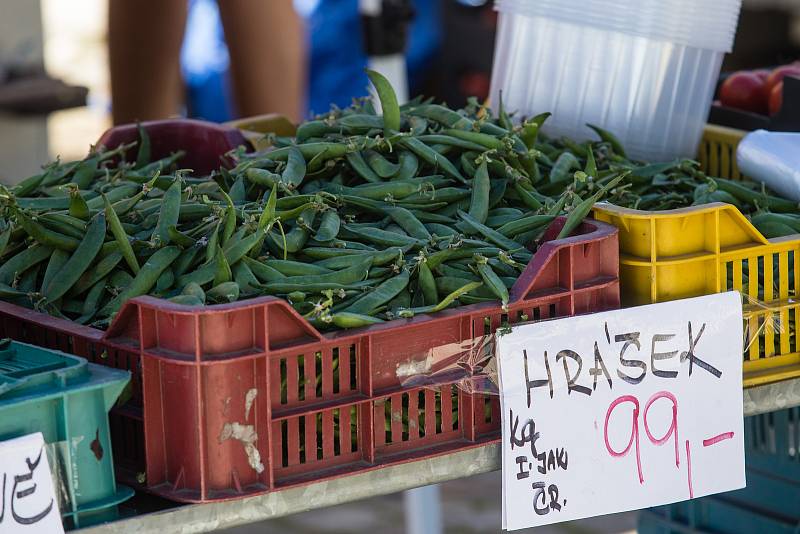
[177,0,441,122]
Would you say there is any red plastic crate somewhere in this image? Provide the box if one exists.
[0,216,619,502]
[0,119,621,502]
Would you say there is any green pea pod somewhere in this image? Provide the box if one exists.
[229,174,247,204]
[71,156,99,189]
[205,223,220,264]
[103,194,140,274]
[496,215,555,238]
[0,246,48,289]
[468,161,491,224]
[222,230,262,266]
[135,123,151,169]
[155,268,175,293]
[213,244,232,285]
[313,247,402,269]
[393,151,419,181]
[345,270,410,315]
[397,137,466,183]
[550,152,580,183]
[282,147,307,189]
[489,91,506,126]
[70,252,123,296]
[41,249,70,294]
[587,123,627,158]
[296,120,334,142]
[346,151,382,183]
[366,69,400,134]
[16,210,80,251]
[101,246,181,316]
[242,256,286,282]
[174,283,204,304]
[79,278,107,320]
[11,172,46,197]
[584,146,598,178]
[85,184,139,210]
[331,312,384,329]
[399,281,483,318]
[167,225,196,248]
[418,261,438,305]
[343,225,423,248]
[168,295,204,306]
[69,190,91,220]
[45,214,106,302]
[408,104,473,130]
[220,190,237,244]
[264,257,373,288]
[457,210,529,257]
[232,261,259,295]
[386,206,431,241]
[315,210,341,242]
[207,281,240,303]
[365,150,401,178]
[557,173,625,239]
[153,178,182,244]
[0,226,11,259]
[266,259,332,276]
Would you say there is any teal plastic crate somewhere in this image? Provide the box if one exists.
[0,338,133,529]
[745,407,800,480]
[639,496,800,534]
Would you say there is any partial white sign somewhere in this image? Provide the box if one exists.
[498,292,745,530]
[0,432,64,533]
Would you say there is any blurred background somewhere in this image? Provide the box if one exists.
[1,0,800,181]
[0,1,799,531]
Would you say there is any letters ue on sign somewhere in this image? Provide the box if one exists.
[0,432,64,534]
[497,292,745,531]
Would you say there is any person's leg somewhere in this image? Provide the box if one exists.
[217,0,306,122]
[108,0,188,124]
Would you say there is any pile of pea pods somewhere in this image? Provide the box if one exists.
[0,70,796,330]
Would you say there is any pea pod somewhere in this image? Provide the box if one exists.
[282,147,307,189]
[135,123,151,169]
[16,210,80,251]
[468,161,490,224]
[399,281,483,318]
[366,69,400,134]
[397,137,466,183]
[345,270,410,315]
[45,214,107,301]
[70,252,123,296]
[207,281,240,303]
[154,178,182,244]
[330,312,385,329]
[104,194,140,274]
[101,246,182,316]
[315,210,341,242]
[41,249,70,294]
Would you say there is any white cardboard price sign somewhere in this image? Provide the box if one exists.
[0,432,64,533]
[497,292,745,530]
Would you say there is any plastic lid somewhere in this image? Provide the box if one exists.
[495,0,742,52]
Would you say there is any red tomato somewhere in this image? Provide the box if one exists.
[719,72,768,113]
[769,81,783,116]
[765,64,800,96]
[753,69,770,82]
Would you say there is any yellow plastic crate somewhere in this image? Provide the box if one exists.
[594,125,800,388]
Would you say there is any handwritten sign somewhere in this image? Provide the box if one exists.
[498,292,745,530]
[0,433,64,533]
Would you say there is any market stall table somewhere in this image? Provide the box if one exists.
[75,375,800,534]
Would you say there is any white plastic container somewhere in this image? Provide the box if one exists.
[737,130,800,202]
[490,0,743,161]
